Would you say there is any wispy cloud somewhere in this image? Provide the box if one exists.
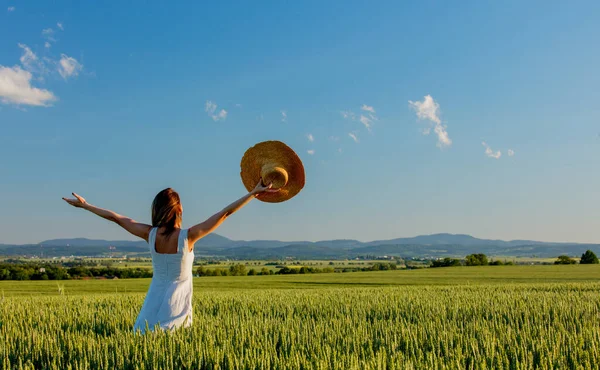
[328,136,340,142]
[214,109,227,121]
[340,110,356,120]
[348,132,359,143]
[482,142,501,159]
[307,133,314,142]
[7,6,15,12]
[18,44,38,72]
[58,54,83,79]
[0,66,56,106]
[343,105,377,132]
[507,149,515,157]
[205,101,217,114]
[205,100,228,122]
[361,104,375,114]
[57,22,64,31]
[44,42,51,49]
[17,44,49,77]
[281,110,287,123]
[42,28,56,43]
[307,150,315,155]
[409,95,451,148]
[359,115,372,130]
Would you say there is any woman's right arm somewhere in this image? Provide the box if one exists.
[187,181,275,245]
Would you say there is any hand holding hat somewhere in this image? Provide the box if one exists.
[241,141,305,203]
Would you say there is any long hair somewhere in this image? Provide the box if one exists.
[151,188,182,236]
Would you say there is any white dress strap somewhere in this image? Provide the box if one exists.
[178,229,188,254]
[149,227,158,254]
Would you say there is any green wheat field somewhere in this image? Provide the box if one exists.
[1,266,599,369]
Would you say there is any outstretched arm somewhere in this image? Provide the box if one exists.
[62,193,152,241]
[188,180,276,246]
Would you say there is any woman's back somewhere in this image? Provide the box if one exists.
[63,180,276,334]
[133,227,194,333]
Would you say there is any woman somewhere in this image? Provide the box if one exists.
[62,179,276,333]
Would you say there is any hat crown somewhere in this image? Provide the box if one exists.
[261,164,288,189]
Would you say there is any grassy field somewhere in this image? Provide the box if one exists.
[0,265,598,296]
[1,266,599,369]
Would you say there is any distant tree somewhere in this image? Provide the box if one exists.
[489,260,503,266]
[247,268,257,276]
[554,255,577,265]
[580,250,599,264]
[228,264,247,276]
[215,268,229,276]
[260,267,270,275]
[431,258,462,268]
[465,254,488,266]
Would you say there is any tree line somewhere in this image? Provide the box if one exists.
[431,250,599,268]
[0,263,152,280]
[196,262,398,276]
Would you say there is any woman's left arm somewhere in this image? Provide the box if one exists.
[62,193,152,241]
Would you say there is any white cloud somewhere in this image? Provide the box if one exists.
[434,124,452,148]
[235,103,242,108]
[361,104,375,114]
[7,6,15,12]
[281,110,287,122]
[205,100,227,121]
[58,54,83,79]
[508,149,515,157]
[340,110,355,120]
[44,42,51,49]
[205,100,217,114]
[343,106,377,132]
[348,132,359,143]
[307,150,315,155]
[0,65,56,106]
[18,44,38,72]
[307,134,314,142]
[42,28,56,42]
[359,115,372,130]
[329,136,340,142]
[482,142,501,159]
[214,109,227,121]
[57,23,64,31]
[409,95,440,124]
[409,95,451,148]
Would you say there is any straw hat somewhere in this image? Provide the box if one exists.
[240,141,305,203]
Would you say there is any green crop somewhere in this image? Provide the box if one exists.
[1,282,599,369]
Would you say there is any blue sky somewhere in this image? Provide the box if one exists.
[1,1,599,244]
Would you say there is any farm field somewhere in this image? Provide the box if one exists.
[0,265,598,296]
[1,266,599,369]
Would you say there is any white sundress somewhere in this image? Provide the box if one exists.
[133,227,194,333]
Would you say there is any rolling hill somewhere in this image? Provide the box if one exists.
[1,233,598,259]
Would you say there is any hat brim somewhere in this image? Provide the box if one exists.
[240,141,305,203]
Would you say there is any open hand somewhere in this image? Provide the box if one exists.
[62,193,88,208]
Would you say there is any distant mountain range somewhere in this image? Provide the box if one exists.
[1,233,599,259]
